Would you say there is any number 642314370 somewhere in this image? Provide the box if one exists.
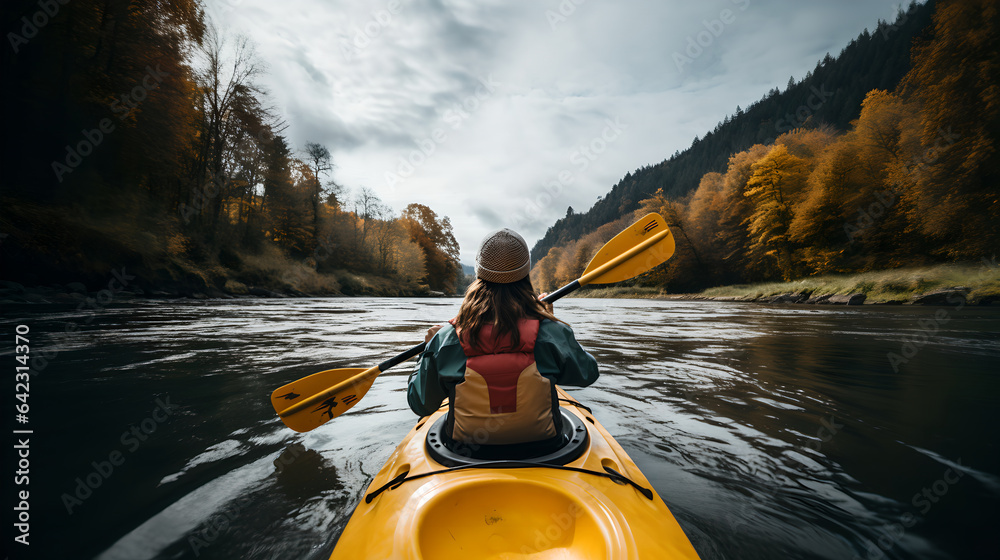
[15,324,30,416]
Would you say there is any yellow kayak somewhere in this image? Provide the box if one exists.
[329,387,702,559]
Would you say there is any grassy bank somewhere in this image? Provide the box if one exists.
[564,262,1000,304]
[699,262,1000,304]
[572,286,668,299]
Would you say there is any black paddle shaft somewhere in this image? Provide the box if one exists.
[542,279,580,303]
[379,342,426,372]
[377,279,583,374]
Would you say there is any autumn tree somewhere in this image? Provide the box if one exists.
[716,144,772,282]
[846,91,920,264]
[304,142,334,247]
[352,187,386,254]
[261,136,307,256]
[552,241,579,288]
[641,188,705,273]
[192,24,270,239]
[531,246,563,292]
[788,135,862,273]
[370,216,401,274]
[571,242,594,278]
[401,204,461,292]
[744,144,810,280]
[392,234,428,284]
[897,0,1000,258]
[686,172,727,272]
[348,187,393,272]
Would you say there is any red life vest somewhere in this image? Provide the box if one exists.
[447,318,559,445]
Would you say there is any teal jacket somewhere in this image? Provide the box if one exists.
[407,319,599,417]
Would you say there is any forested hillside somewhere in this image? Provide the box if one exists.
[1,0,461,296]
[532,0,999,293]
[531,0,936,263]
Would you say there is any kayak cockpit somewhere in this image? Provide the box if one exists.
[425,407,590,467]
[332,390,703,560]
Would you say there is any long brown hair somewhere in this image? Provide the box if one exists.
[454,277,560,352]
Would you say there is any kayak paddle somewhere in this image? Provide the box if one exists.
[270,212,675,432]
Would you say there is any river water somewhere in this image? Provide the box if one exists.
[2,297,998,560]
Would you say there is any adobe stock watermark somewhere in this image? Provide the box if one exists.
[443,414,510,459]
[774,84,834,134]
[878,2,921,40]
[853,460,966,560]
[727,413,843,531]
[7,0,70,54]
[680,387,705,401]
[339,0,405,61]
[673,0,750,72]
[545,0,588,31]
[886,254,996,372]
[179,128,276,224]
[179,169,230,224]
[60,396,179,514]
[383,75,500,192]
[844,127,959,243]
[906,127,960,181]
[279,233,337,290]
[886,306,961,373]
[214,0,245,16]
[273,442,308,474]
[510,117,626,229]
[520,501,585,554]
[51,65,170,183]
[844,190,896,243]
[188,494,254,556]
[29,267,136,376]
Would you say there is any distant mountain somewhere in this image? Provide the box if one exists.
[461,263,475,275]
[530,1,935,262]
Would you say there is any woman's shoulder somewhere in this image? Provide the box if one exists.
[537,318,576,339]
[430,323,461,348]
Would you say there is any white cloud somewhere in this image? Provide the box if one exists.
[209,0,911,263]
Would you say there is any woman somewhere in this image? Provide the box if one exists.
[407,228,599,454]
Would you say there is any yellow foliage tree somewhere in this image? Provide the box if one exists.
[640,188,705,278]
[744,144,810,280]
[717,144,772,281]
[897,0,1000,258]
[531,246,563,292]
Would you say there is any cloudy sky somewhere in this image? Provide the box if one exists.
[210,0,913,263]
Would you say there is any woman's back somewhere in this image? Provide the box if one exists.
[407,228,598,449]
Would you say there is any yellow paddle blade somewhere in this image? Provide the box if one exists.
[580,213,675,285]
[271,367,378,433]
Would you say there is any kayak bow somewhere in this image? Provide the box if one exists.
[329,387,701,559]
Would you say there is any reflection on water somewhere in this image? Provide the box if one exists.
[2,298,998,559]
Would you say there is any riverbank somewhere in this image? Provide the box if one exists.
[0,198,436,302]
[575,262,1000,305]
[7,260,997,306]
[0,277,450,305]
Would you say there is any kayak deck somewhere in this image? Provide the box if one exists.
[329,387,701,559]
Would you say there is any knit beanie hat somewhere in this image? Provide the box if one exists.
[475,228,530,283]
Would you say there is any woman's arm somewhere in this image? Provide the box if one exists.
[535,321,599,387]
[406,325,450,416]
